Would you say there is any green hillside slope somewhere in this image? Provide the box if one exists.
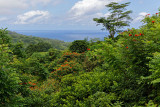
[7,30,71,50]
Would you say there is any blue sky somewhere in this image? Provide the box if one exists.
[0,0,160,30]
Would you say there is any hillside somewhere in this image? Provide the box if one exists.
[7,30,71,50]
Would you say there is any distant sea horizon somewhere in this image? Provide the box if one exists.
[13,30,109,42]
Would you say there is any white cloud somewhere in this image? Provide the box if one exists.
[0,0,62,15]
[0,0,28,14]
[14,10,50,24]
[0,17,8,22]
[68,0,124,18]
[96,12,111,18]
[67,0,124,26]
[64,12,111,27]
[29,0,51,6]
[132,12,148,23]
[29,0,63,6]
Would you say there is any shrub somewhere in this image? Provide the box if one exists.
[57,51,81,64]
[25,41,52,56]
[50,71,111,106]
[84,92,118,107]
[47,48,61,61]
[12,42,26,58]
[24,89,54,107]
[24,78,59,107]
[22,58,49,80]
[69,40,89,53]
[30,52,48,63]
[50,60,83,81]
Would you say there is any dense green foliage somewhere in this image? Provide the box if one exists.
[1,8,160,107]
[69,40,89,53]
[12,42,26,58]
[25,42,53,56]
[0,29,23,106]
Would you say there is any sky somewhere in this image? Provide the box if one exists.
[0,0,160,30]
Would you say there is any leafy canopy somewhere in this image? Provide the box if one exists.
[93,2,132,39]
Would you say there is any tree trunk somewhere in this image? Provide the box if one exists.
[109,30,115,39]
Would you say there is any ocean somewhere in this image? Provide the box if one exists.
[14,30,108,42]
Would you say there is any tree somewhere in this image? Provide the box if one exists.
[25,42,52,56]
[0,28,23,106]
[69,40,89,53]
[36,42,52,52]
[93,2,132,39]
[12,42,26,58]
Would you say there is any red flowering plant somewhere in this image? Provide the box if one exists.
[141,12,160,42]
[83,10,160,105]
[18,73,39,95]
[50,60,83,81]
[129,34,132,36]
[142,12,159,26]
[49,51,85,77]
[136,11,160,100]
[121,28,144,43]
[156,13,159,17]
[18,74,40,91]
[57,51,80,64]
[118,28,148,75]
[28,81,39,91]
[30,78,58,93]
[121,10,160,78]
[87,48,91,51]
[28,82,50,92]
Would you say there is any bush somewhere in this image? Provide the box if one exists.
[69,40,89,53]
[50,60,83,81]
[30,52,48,63]
[57,51,81,64]
[12,42,26,58]
[25,41,53,56]
[50,71,112,106]
[47,48,61,61]
[84,92,118,107]
[20,58,49,80]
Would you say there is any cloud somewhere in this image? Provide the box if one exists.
[68,0,124,18]
[14,10,50,24]
[132,12,148,23]
[0,0,62,15]
[0,17,8,22]
[29,0,51,6]
[66,0,124,26]
[96,12,111,18]
[29,0,63,6]
[0,0,28,14]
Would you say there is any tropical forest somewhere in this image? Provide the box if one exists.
[0,2,160,107]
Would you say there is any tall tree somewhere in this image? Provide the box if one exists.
[93,2,132,39]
